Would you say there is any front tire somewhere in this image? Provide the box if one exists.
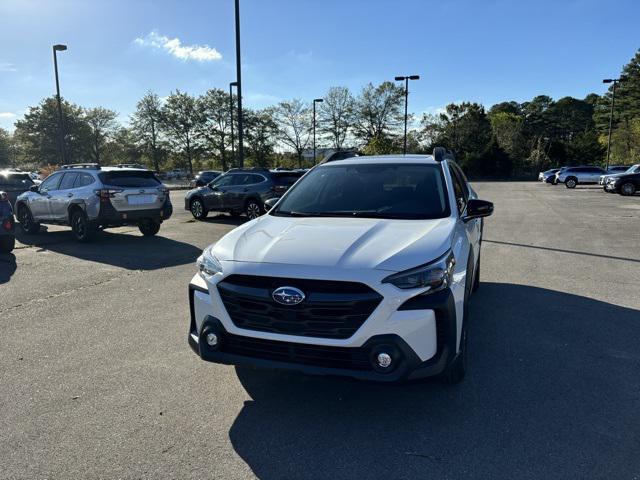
[18,206,40,235]
[71,210,95,243]
[620,182,636,196]
[0,235,15,253]
[565,177,577,189]
[190,198,208,220]
[138,219,161,236]
[245,199,263,220]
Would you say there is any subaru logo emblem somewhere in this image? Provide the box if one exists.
[272,286,305,306]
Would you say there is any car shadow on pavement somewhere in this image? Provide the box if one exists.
[14,230,203,270]
[228,283,640,479]
[0,253,17,284]
[201,213,246,226]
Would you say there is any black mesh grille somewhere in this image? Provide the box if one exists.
[217,275,383,339]
[222,333,373,371]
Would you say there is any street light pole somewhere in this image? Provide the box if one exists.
[394,75,420,155]
[313,98,323,164]
[603,77,625,170]
[229,81,238,166]
[53,44,68,165]
[234,0,244,167]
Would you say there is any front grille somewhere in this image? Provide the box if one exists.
[217,275,383,339]
[222,333,373,371]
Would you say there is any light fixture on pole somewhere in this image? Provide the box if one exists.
[53,44,68,165]
[394,75,420,155]
[602,77,626,170]
[313,98,323,164]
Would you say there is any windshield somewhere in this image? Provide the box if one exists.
[272,163,450,220]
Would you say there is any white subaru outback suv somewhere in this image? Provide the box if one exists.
[188,149,493,383]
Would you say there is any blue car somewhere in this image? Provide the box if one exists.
[0,190,15,253]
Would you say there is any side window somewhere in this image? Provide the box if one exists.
[74,173,95,188]
[213,175,234,188]
[450,163,470,199]
[59,172,78,190]
[449,165,467,214]
[232,174,253,186]
[248,174,265,184]
[40,173,62,192]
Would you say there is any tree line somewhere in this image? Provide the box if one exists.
[1,49,638,177]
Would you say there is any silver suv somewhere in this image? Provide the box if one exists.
[15,164,172,242]
[555,166,606,188]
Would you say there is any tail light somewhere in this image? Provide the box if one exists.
[3,217,13,230]
[94,188,123,202]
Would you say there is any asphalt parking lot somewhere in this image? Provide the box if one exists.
[1,182,639,479]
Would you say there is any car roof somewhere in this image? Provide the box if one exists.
[321,154,439,166]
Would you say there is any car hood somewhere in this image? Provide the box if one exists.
[211,214,456,272]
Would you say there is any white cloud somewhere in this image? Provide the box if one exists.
[134,31,222,62]
[0,62,17,72]
[0,112,16,118]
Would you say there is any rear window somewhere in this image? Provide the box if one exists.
[271,172,304,185]
[0,173,34,188]
[98,171,160,187]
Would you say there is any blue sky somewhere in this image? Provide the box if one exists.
[1,0,638,131]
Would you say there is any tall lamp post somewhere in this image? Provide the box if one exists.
[313,98,323,164]
[394,75,420,155]
[602,77,626,170]
[234,0,244,167]
[53,44,68,165]
[229,81,238,166]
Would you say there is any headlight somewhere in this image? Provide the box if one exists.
[382,251,456,291]
[196,245,223,276]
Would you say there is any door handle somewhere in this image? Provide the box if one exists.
[243,188,249,192]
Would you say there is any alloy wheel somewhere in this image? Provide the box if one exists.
[247,202,261,219]
[191,200,203,218]
[621,183,636,196]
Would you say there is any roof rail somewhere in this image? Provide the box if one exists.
[61,163,101,170]
[432,147,455,163]
[227,167,270,172]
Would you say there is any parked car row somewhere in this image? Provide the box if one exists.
[538,164,640,196]
[184,168,305,220]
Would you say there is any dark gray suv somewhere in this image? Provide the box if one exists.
[184,168,304,220]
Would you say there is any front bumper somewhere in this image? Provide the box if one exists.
[187,272,461,382]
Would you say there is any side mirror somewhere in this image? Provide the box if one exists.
[29,184,39,193]
[264,198,278,210]
[462,199,493,222]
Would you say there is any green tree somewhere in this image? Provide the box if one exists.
[0,128,12,167]
[273,99,311,168]
[353,81,404,144]
[84,107,119,164]
[160,90,203,175]
[244,109,277,168]
[131,91,163,172]
[13,96,90,165]
[318,86,354,150]
[198,88,234,171]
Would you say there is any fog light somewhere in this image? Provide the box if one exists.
[377,353,392,369]
[206,332,219,347]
